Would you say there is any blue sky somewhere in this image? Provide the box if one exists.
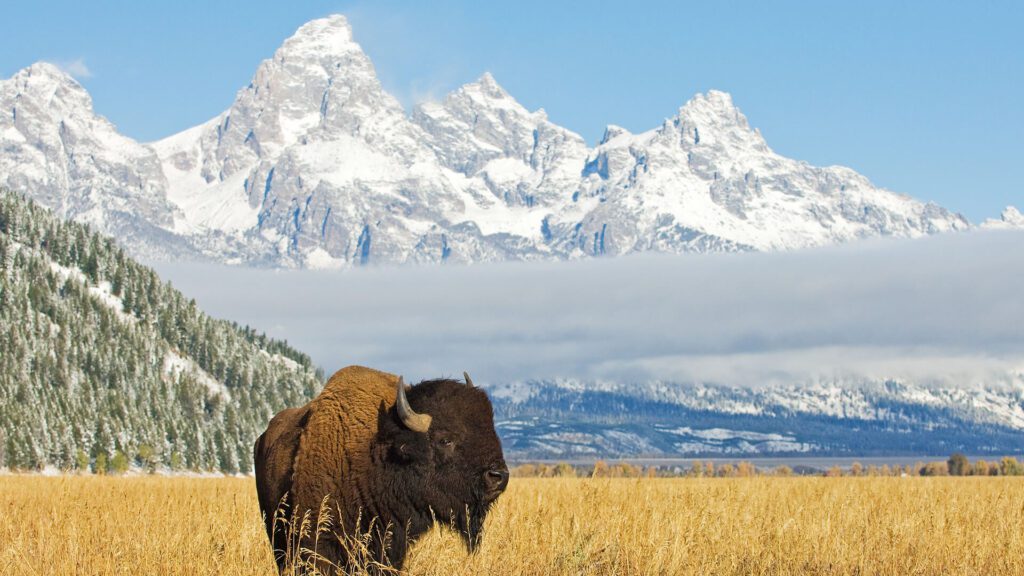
[3,1,1021,221]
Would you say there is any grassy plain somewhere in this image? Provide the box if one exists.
[1,475,1022,575]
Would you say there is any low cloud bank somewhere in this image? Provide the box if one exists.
[155,230,1024,387]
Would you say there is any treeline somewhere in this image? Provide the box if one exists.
[510,454,1024,478]
[0,190,322,473]
[820,454,1024,477]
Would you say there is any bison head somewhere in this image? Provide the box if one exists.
[378,372,508,551]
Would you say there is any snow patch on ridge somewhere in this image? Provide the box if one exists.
[46,260,134,324]
[258,348,302,372]
[163,350,230,399]
[151,118,259,234]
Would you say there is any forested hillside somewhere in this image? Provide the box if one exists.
[0,190,322,472]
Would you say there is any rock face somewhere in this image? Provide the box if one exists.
[0,63,192,259]
[412,72,590,210]
[559,91,967,255]
[0,15,972,268]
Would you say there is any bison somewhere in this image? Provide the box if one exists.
[254,365,509,573]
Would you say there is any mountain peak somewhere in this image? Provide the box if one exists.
[21,61,75,81]
[477,71,500,88]
[262,13,381,96]
[463,72,511,101]
[599,124,631,145]
[11,60,87,91]
[701,89,736,107]
[172,12,401,185]
[2,14,974,267]
[6,62,93,112]
[678,90,744,123]
[982,206,1024,230]
[278,14,358,58]
[666,89,766,152]
[1001,206,1023,223]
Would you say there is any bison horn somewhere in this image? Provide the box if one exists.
[395,376,432,433]
[464,371,475,387]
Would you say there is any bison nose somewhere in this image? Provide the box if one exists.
[485,468,509,493]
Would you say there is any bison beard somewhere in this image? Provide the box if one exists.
[254,366,509,574]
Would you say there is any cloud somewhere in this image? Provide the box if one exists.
[154,230,1024,387]
[51,58,92,79]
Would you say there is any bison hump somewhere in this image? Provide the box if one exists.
[290,365,400,518]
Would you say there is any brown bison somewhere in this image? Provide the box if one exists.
[254,365,509,573]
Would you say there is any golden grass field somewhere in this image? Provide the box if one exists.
[1,475,1022,575]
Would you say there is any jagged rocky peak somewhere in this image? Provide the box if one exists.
[278,14,360,57]
[664,89,769,153]
[417,71,543,139]
[195,13,401,179]
[466,71,513,101]
[983,205,1024,229]
[261,14,399,119]
[0,61,175,240]
[599,124,631,145]
[413,71,588,189]
[1000,206,1024,225]
[0,14,978,268]
[265,13,389,108]
[3,62,93,118]
[678,90,746,126]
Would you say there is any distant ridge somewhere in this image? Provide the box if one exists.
[491,378,1024,459]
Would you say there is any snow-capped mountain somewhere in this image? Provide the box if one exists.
[411,72,590,210]
[0,63,196,259]
[982,206,1024,230]
[1,15,973,268]
[557,91,967,254]
[489,375,1024,458]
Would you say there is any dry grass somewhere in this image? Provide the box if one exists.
[1,475,1022,575]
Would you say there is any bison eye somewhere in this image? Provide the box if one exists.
[438,438,455,448]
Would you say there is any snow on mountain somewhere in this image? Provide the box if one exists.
[493,375,1024,431]
[0,189,322,472]
[151,15,537,268]
[412,72,590,210]
[555,91,968,256]
[0,63,194,259]
[1,15,972,268]
[982,206,1024,230]
[490,375,1024,458]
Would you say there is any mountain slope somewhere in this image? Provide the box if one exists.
[554,91,966,255]
[0,189,321,472]
[151,16,530,268]
[0,63,197,261]
[491,377,1024,459]
[1,15,971,268]
[412,72,591,210]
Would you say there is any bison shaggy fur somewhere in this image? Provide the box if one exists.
[254,365,508,573]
